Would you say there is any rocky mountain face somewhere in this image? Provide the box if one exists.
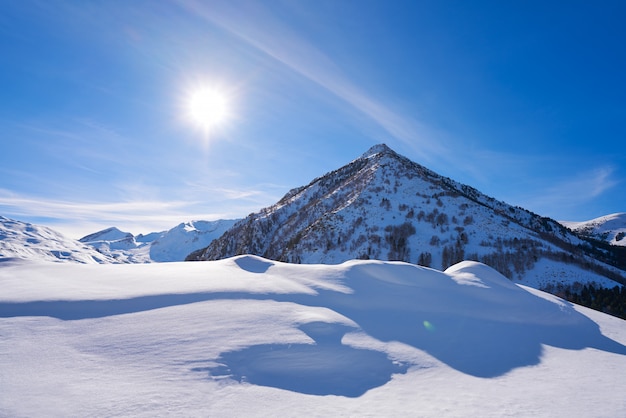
[189,144,625,291]
[0,216,116,264]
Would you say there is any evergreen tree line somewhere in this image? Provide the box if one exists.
[541,282,626,320]
[423,235,626,319]
[577,237,626,272]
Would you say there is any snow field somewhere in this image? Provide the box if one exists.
[1,255,626,417]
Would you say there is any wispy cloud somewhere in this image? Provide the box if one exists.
[0,189,193,218]
[0,182,280,237]
[16,118,138,173]
[176,0,446,162]
[0,189,222,237]
[517,166,619,219]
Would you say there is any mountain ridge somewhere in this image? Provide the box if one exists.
[562,213,626,247]
[190,144,625,292]
[79,219,239,263]
[0,215,239,264]
[0,216,117,264]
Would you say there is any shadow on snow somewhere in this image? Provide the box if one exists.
[2,261,626,395]
[203,322,408,397]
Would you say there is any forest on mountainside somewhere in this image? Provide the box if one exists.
[542,282,626,320]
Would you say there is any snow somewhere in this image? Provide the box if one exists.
[360,143,392,159]
[76,219,239,263]
[562,212,626,246]
[0,216,115,264]
[150,219,238,262]
[79,228,153,263]
[520,257,622,289]
[79,226,132,243]
[1,255,625,417]
[196,144,618,294]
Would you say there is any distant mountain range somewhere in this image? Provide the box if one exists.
[189,144,625,292]
[1,144,624,303]
[0,217,237,264]
[78,219,239,263]
[0,216,116,264]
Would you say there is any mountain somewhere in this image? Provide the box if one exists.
[79,226,134,243]
[0,216,116,264]
[79,227,156,263]
[562,213,626,247]
[1,255,625,416]
[149,219,238,262]
[80,220,238,263]
[190,144,625,293]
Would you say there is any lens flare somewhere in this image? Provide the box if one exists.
[423,320,436,332]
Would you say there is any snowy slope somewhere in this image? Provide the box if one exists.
[193,144,625,290]
[80,220,238,263]
[562,213,626,247]
[0,216,230,265]
[150,219,238,262]
[1,256,625,417]
[80,227,155,263]
[0,216,115,264]
[80,227,133,243]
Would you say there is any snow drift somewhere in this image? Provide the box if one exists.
[1,256,625,416]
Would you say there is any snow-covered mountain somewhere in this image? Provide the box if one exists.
[0,216,116,264]
[562,213,626,247]
[80,220,238,263]
[80,226,134,243]
[79,227,156,263]
[191,144,625,291]
[149,219,238,262]
[1,255,625,416]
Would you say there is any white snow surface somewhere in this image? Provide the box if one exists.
[0,216,115,264]
[1,255,625,417]
[562,212,626,246]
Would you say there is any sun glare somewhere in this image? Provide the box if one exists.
[186,86,231,133]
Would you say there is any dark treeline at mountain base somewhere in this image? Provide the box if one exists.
[542,282,626,320]
[579,237,626,272]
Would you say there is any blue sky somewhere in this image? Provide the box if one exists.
[1,0,625,238]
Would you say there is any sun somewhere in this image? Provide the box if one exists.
[185,86,231,133]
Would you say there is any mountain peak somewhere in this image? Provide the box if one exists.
[361,143,394,159]
[190,143,626,293]
[79,227,133,243]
